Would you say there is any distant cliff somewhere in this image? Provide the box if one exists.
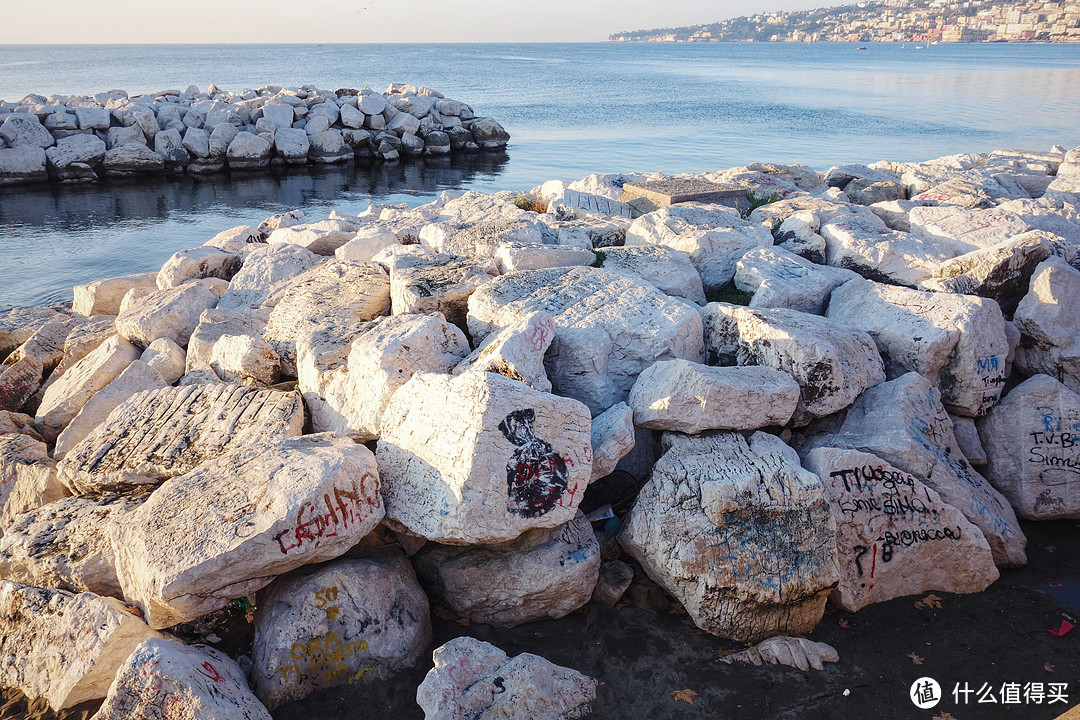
[609,0,1080,43]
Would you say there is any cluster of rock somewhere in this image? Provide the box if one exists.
[0,83,510,185]
[2,140,1080,716]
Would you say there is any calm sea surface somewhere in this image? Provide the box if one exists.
[1,42,1079,310]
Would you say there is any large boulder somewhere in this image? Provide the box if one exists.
[629,359,800,432]
[115,281,219,349]
[0,494,144,597]
[216,244,323,319]
[251,549,430,709]
[590,402,635,482]
[1013,256,1080,393]
[377,371,592,544]
[0,146,48,185]
[416,637,595,720]
[45,134,106,181]
[735,245,858,314]
[825,372,1027,567]
[600,245,705,305]
[976,374,1080,520]
[267,220,359,256]
[625,204,773,289]
[103,142,164,176]
[620,431,837,642]
[0,581,159,710]
[414,511,599,627]
[700,303,885,425]
[827,278,1010,417]
[390,255,494,327]
[298,313,468,441]
[93,638,271,720]
[226,131,272,169]
[453,310,555,392]
[818,214,955,286]
[72,272,158,317]
[803,447,998,612]
[468,267,704,414]
[0,434,65,530]
[0,114,54,148]
[156,246,243,290]
[111,434,384,629]
[58,383,304,495]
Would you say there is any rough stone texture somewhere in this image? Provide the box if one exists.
[251,549,430,710]
[825,372,1027,568]
[414,512,599,627]
[209,334,281,385]
[185,307,267,373]
[719,637,839,671]
[735,246,858,315]
[468,267,704,414]
[493,243,595,274]
[0,356,42,413]
[226,131,271,169]
[156,246,243,290]
[700,303,885,426]
[803,447,999,612]
[592,559,635,607]
[625,204,773,289]
[0,493,144,597]
[93,638,271,720]
[909,205,1034,250]
[818,214,954,287]
[377,371,592,545]
[216,243,322,320]
[7,318,76,373]
[590,402,635,483]
[0,581,159,710]
[827,278,1010,417]
[53,360,167,459]
[620,431,838,642]
[0,434,60,527]
[73,272,158,317]
[0,306,64,361]
[103,143,164,176]
[267,220,359,256]
[298,313,469,441]
[34,335,141,442]
[416,636,596,720]
[951,413,988,467]
[600,245,705,305]
[0,146,47,185]
[629,359,800,433]
[453,310,554,392]
[919,230,1074,314]
[58,383,304,495]
[111,434,384,629]
[1013,256,1080,393]
[115,281,219,349]
[976,374,1080,520]
[390,256,493,327]
[140,337,186,385]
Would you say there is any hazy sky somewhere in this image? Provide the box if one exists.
[7,0,829,43]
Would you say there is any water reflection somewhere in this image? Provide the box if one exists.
[0,152,510,311]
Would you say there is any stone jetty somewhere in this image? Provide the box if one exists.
[0,83,509,186]
[1,140,1080,717]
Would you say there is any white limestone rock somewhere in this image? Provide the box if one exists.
[818,214,954,286]
[825,372,1027,567]
[226,131,271,169]
[0,582,160,710]
[468,267,705,414]
[209,334,280,385]
[58,383,304,495]
[0,493,144,597]
[620,431,838,642]
[976,374,1080,520]
[803,447,999,612]
[416,637,596,720]
[700,303,885,426]
[493,243,595,274]
[908,206,1032,251]
[0,146,47,185]
[156,246,243,290]
[274,127,310,163]
[377,371,592,544]
[414,512,599,627]
[625,204,773,289]
[719,637,839,671]
[111,434,384,629]
[140,336,186,384]
[267,219,359,256]
[185,307,267,372]
[590,402,635,483]
[0,356,42,413]
[115,282,219,349]
[735,246,858,314]
[73,272,158,317]
[1013,256,1080,393]
[950,413,987,467]
[297,313,468,441]
[34,335,141,442]
[0,434,66,531]
[419,220,545,260]
[251,549,430,709]
[335,228,400,263]
[204,224,265,254]
[1043,173,1080,205]
[453,310,554,392]
[599,245,705,305]
[827,278,1010,417]
[103,143,164,176]
[53,360,167,458]
[629,359,800,432]
[0,306,65,361]
[93,638,271,720]
[0,114,54,148]
[45,134,106,181]
[390,255,494,327]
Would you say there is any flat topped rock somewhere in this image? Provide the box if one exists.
[619,178,743,214]
[58,383,304,495]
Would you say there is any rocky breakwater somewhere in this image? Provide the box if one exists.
[0,82,509,186]
[0,140,1079,716]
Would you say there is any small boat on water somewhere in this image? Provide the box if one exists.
[857,46,867,50]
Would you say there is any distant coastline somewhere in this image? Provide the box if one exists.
[610,0,1080,44]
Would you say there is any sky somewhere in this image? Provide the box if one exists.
[6,0,830,43]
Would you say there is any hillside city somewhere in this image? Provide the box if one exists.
[609,0,1080,43]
